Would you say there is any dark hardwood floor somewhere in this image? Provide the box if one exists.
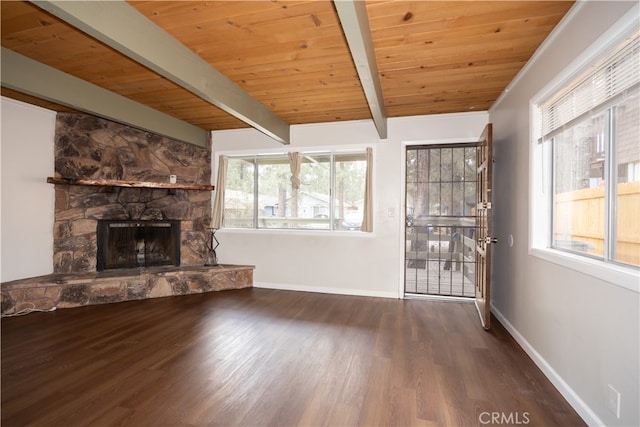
[1,288,584,426]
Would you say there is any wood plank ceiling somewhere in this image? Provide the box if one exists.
[1,0,574,144]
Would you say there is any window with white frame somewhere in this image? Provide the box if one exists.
[533,27,639,270]
[221,151,368,231]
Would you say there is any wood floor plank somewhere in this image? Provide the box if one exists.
[1,288,585,426]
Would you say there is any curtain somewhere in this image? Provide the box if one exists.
[211,155,227,229]
[361,147,373,232]
[288,152,301,218]
[288,152,301,190]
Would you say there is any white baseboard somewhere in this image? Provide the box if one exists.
[253,281,400,299]
[491,304,603,427]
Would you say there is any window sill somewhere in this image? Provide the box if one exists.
[529,247,639,293]
[218,227,375,238]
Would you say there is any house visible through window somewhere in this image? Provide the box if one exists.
[222,151,368,231]
[534,28,639,268]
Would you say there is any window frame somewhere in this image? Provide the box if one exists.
[529,16,640,293]
[216,145,372,234]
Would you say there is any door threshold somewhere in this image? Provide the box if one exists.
[404,293,474,303]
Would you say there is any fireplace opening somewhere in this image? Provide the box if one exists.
[97,220,180,271]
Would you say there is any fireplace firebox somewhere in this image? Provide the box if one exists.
[97,220,180,271]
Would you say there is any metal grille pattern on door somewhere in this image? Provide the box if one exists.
[405,145,477,297]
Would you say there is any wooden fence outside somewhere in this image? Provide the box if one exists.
[554,182,640,266]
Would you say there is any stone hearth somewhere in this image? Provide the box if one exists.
[1,265,254,315]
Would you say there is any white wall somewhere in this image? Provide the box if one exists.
[489,2,639,426]
[1,97,56,282]
[211,112,488,298]
[7,6,635,419]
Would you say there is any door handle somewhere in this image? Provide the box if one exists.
[478,237,498,245]
[405,215,414,228]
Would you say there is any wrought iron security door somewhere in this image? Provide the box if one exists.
[405,144,478,298]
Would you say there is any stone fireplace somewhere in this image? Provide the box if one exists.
[52,113,211,272]
[0,113,253,315]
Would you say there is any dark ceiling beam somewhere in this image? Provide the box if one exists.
[334,0,387,139]
[30,0,291,145]
[1,48,209,147]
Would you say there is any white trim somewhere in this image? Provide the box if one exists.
[398,145,408,298]
[491,304,603,427]
[527,6,640,294]
[531,4,640,109]
[529,248,639,293]
[213,145,375,235]
[216,227,377,239]
[253,281,399,299]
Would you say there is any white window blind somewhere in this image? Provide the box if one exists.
[539,29,639,141]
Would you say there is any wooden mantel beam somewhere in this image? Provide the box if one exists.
[30,0,291,145]
[334,0,388,140]
[47,177,214,191]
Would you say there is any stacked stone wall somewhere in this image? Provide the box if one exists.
[53,114,212,273]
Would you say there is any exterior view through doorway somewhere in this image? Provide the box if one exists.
[405,143,478,298]
[404,124,495,330]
